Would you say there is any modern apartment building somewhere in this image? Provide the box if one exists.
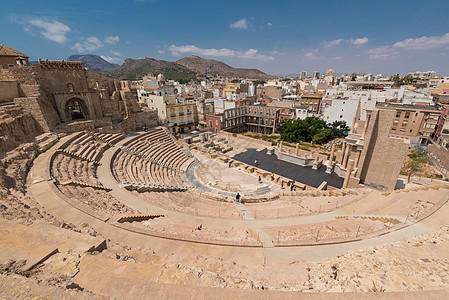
[375,102,440,145]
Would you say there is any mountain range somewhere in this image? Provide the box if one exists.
[67,54,119,72]
[67,54,275,82]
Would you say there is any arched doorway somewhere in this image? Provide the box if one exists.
[65,98,88,120]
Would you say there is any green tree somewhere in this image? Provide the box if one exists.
[280,117,349,144]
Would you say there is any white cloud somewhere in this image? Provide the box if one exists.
[323,39,344,48]
[100,55,122,64]
[230,18,248,30]
[168,44,273,60]
[367,45,398,60]
[335,56,344,60]
[26,19,71,45]
[351,37,369,45]
[365,32,449,60]
[240,49,274,60]
[104,36,120,44]
[267,22,273,27]
[393,32,449,50]
[110,50,122,56]
[304,51,324,60]
[72,37,103,53]
[157,50,165,54]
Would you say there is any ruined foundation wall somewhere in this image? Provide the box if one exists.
[0,81,19,103]
[0,105,42,154]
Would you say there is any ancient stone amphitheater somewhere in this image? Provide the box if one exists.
[2,122,449,299]
[0,47,448,298]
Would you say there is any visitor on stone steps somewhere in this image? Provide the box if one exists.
[235,193,241,202]
[258,176,261,183]
[228,161,232,168]
[271,173,274,181]
[254,159,258,167]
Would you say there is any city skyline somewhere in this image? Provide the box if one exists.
[3,0,449,76]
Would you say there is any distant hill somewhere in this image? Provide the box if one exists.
[67,54,119,72]
[65,54,276,82]
[107,57,197,83]
[176,55,276,80]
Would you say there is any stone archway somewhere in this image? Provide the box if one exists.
[65,98,88,121]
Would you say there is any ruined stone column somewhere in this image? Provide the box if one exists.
[296,143,299,156]
[343,162,354,188]
[361,114,371,139]
[350,116,357,134]
[339,142,346,165]
[354,150,361,170]
[279,141,283,152]
[343,144,351,169]
[328,144,335,167]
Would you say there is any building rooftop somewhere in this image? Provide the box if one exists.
[375,102,440,112]
[0,44,29,59]
[266,100,293,109]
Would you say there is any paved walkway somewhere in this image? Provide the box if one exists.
[26,132,449,264]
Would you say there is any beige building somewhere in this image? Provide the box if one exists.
[375,102,440,145]
[137,90,195,133]
[0,44,29,68]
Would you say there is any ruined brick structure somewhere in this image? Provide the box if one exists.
[0,46,157,135]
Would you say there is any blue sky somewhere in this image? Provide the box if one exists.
[3,0,449,76]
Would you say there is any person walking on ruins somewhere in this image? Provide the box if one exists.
[258,176,261,184]
[271,173,274,181]
[235,193,241,202]
[254,159,258,167]
[229,161,232,168]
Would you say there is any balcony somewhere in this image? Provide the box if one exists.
[179,111,184,116]
[170,113,176,117]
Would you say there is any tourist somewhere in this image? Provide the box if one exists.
[281,182,284,189]
[229,161,232,168]
[258,176,261,184]
[254,159,258,167]
[271,173,274,181]
[235,193,241,202]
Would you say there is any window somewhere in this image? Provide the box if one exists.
[215,120,218,125]
[392,127,396,131]
[404,112,410,119]
[209,120,212,128]
[400,128,405,132]
[396,112,401,118]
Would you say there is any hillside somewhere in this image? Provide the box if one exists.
[176,55,276,80]
[67,54,119,72]
[107,57,197,83]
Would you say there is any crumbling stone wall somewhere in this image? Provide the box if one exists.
[428,143,449,170]
[0,105,42,154]
[0,81,19,103]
